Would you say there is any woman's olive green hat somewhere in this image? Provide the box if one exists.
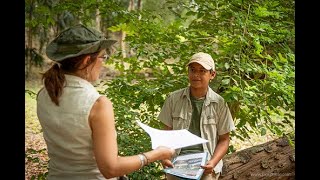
[46,24,117,62]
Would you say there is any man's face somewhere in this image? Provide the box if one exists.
[188,62,215,89]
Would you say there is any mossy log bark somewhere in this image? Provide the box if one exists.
[220,137,295,180]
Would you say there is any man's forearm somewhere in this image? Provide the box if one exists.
[207,133,230,167]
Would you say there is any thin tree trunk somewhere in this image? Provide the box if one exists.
[120,30,126,58]
[137,0,142,10]
[128,0,135,11]
[26,0,34,79]
[120,0,135,58]
[95,0,101,31]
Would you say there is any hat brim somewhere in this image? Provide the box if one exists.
[46,39,117,62]
[186,60,212,70]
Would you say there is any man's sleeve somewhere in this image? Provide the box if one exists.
[217,101,236,135]
[158,94,173,128]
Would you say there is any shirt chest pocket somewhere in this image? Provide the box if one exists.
[203,104,218,126]
[203,116,217,125]
[172,112,188,129]
[202,116,217,137]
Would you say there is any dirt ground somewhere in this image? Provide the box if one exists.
[25,67,48,179]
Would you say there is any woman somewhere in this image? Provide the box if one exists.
[37,24,175,180]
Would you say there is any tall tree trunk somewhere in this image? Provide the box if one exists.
[26,0,34,79]
[120,30,126,58]
[220,137,295,180]
[137,0,142,10]
[95,0,101,31]
[128,0,135,11]
[120,0,135,58]
[78,8,84,25]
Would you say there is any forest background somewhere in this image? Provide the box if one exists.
[25,0,295,179]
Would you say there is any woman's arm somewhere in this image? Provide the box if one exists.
[89,96,174,178]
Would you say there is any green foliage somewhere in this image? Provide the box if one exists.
[31,172,48,180]
[106,2,294,178]
[25,89,38,99]
[26,0,295,179]
[106,0,295,178]
[26,148,47,163]
[227,145,236,154]
[25,48,45,67]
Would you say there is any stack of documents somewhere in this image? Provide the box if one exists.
[163,152,208,180]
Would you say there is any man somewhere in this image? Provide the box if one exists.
[158,52,236,180]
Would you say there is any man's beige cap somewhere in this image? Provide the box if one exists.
[186,52,215,71]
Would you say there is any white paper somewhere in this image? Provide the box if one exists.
[136,120,208,149]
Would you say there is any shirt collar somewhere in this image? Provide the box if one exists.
[182,86,219,105]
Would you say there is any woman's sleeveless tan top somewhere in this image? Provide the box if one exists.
[37,74,116,180]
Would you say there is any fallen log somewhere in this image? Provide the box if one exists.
[219,137,295,180]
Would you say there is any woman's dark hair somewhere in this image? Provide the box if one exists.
[41,52,99,106]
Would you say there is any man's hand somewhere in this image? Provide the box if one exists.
[201,161,215,175]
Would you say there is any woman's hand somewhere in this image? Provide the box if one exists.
[155,146,175,160]
[160,159,174,168]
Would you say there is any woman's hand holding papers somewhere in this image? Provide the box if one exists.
[142,146,175,166]
[155,146,176,160]
[154,146,175,169]
[160,159,174,168]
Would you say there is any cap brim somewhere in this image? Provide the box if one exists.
[186,60,211,70]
